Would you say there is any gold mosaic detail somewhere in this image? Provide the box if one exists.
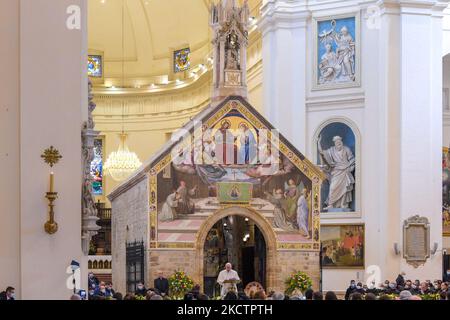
[277,243,314,250]
[157,242,195,249]
[149,174,158,242]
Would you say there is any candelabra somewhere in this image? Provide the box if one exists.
[44,191,58,234]
[41,146,62,235]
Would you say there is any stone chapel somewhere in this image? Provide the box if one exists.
[108,0,323,295]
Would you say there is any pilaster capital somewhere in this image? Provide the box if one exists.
[376,0,450,16]
[259,0,311,35]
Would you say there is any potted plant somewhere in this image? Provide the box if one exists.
[285,271,312,296]
[168,270,194,299]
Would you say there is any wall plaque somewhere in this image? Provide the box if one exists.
[403,215,430,268]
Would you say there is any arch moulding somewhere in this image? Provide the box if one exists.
[194,206,279,292]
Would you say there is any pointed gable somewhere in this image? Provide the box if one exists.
[108,96,325,202]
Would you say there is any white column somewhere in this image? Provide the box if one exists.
[17,0,87,299]
[379,0,447,280]
[259,0,309,153]
[377,0,402,280]
[0,0,21,297]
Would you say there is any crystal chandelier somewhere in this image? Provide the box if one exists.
[103,1,141,182]
[104,133,142,182]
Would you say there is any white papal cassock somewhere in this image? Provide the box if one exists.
[217,269,240,297]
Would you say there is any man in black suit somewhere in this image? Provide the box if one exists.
[154,271,169,297]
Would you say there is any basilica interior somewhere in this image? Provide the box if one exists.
[1,0,450,301]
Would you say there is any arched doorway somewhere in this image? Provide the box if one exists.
[195,206,278,296]
[203,215,266,297]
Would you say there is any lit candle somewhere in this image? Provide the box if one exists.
[50,172,54,193]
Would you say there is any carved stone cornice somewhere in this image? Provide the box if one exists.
[376,0,450,16]
[259,0,311,35]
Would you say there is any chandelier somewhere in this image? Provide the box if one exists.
[104,133,142,182]
[103,0,141,182]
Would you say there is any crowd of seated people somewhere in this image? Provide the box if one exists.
[342,274,449,300]
[75,271,450,300]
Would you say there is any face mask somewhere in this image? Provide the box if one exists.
[412,285,416,289]
[350,284,355,288]
[389,284,395,289]
[100,287,105,291]
[138,285,143,290]
[9,293,15,299]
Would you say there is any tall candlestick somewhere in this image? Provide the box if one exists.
[50,172,54,193]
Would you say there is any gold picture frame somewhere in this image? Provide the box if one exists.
[321,223,365,269]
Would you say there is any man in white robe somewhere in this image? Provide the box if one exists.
[318,135,355,210]
[217,263,240,298]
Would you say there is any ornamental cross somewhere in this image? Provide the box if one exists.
[41,146,62,167]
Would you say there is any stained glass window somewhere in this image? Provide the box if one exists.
[174,48,191,73]
[91,138,103,195]
[88,55,103,78]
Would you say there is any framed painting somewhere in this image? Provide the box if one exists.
[321,224,364,269]
[443,147,450,236]
[312,12,360,90]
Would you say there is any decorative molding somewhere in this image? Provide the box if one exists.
[82,80,101,255]
[306,92,365,112]
[443,112,450,126]
[259,0,311,36]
